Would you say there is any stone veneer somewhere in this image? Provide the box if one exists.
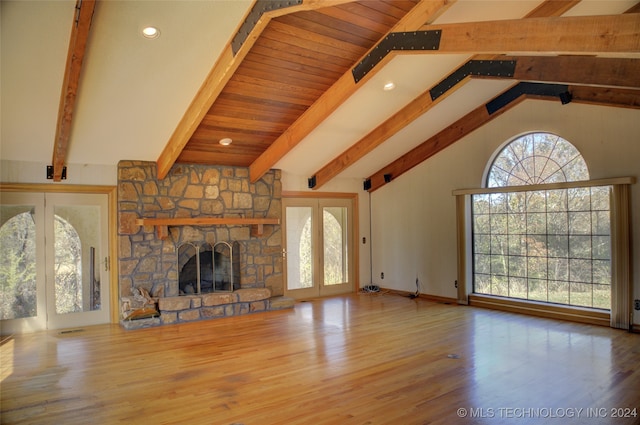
[117,161,287,326]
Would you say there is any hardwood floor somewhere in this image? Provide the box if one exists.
[1,293,639,425]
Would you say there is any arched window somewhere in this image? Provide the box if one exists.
[486,132,589,187]
[472,132,611,310]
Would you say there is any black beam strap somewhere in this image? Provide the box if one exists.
[430,60,516,101]
[363,179,372,191]
[47,165,67,180]
[308,175,317,189]
[232,0,303,55]
[486,82,570,115]
[352,30,441,83]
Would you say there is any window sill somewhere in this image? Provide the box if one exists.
[469,294,610,327]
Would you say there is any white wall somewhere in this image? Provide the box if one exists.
[370,100,640,324]
[1,160,117,186]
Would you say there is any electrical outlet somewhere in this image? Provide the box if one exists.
[381,272,384,279]
[634,299,640,311]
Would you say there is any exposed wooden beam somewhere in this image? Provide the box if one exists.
[366,92,525,193]
[314,55,639,189]
[248,0,455,182]
[424,13,640,55]
[310,76,469,190]
[156,0,360,180]
[51,0,96,182]
[367,86,640,192]
[308,1,588,190]
[506,56,640,89]
[313,54,639,189]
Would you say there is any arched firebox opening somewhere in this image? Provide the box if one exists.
[178,241,240,294]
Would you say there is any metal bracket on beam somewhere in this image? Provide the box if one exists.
[431,60,516,101]
[231,0,303,55]
[308,175,317,189]
[485,82,570,115]
[46,165,67,180]
[352,30,441,83]
[363,179,372,191]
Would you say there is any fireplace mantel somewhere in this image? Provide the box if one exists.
[136,217,280,239]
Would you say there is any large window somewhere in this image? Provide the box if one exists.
[472,133,611,310]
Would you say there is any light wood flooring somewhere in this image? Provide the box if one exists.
[1,293,639,425]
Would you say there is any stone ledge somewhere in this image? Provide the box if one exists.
[158,296,192,311]
[235,288,271,302]
[269,296,295,310]
[201,292,237,306]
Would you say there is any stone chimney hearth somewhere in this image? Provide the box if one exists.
[117,161,291,328]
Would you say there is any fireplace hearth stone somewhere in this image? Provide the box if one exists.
[120,288,279,328]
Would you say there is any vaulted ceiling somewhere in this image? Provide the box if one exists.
[2,0,639,190]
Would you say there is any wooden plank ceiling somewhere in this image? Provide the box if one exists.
[174,0,420,168]
[151,0,640,190]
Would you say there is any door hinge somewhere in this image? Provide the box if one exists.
[104,256,110,272]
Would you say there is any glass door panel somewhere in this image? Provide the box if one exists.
[318,199,353,296]
[323,206,348,286]
[53,204,102,314]
[0,192,46,333]
[285,205,317,299]
[46,193,110,329]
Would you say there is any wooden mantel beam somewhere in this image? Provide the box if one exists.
[51,0,96,182]
[155,0,360,180]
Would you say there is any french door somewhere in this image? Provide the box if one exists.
[0,191,110,333]
[283,197,354,299]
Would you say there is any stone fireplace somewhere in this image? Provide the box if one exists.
[117,161,292,328]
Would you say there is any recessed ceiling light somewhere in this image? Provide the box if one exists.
[142,26,160,39]
[219,138,233,146]
[383,81,396,91]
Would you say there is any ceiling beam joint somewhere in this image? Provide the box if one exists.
[352,30,442,83]
[431,60,516,100]
[486,82,570,115]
